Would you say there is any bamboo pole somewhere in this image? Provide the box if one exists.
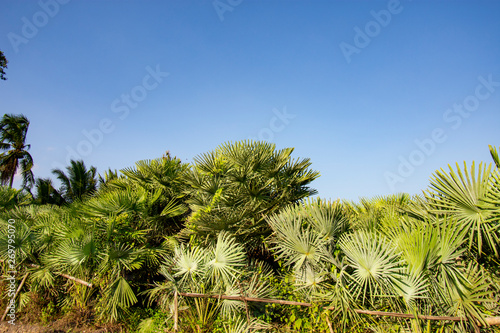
[179,292,312,307]
[352,309,465,322]
[179,292,500,327]
[28,264,92,288]
[173,291,178,332]
[1,272,29,321]
[486,317,500,326]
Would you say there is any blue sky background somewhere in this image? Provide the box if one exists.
[1,0,499,201]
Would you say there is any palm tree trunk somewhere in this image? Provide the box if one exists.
[8,173,14,188]
[8,159,17,188]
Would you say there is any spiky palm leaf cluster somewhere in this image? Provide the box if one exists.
[184,140,320,250]
[267,195,498,332]
[145,232,273,331]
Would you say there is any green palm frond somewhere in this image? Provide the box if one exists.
[206,232,246,287]
[393,269,428,312]
[171,244,206,286]
[490,145,500,169]
[267,205,328,272]
[29,266,56,289]
[445,263,490,330]
[339,230,403,306]
[102,276,138,322]
[81,187,148,218]
[99,242,145,273]
[425,161,499,256]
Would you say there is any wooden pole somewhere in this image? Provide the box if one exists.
[28,264,92,288]
[173,291,178,332]
[351,309,465,322]
[179,292,500,327]
[1,272,28,321]
[179,292,312,307]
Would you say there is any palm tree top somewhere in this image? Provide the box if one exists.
[0,113,34,189]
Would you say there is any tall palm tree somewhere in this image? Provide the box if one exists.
[0,114,34,189]
[52,159,97,202]
[0,50,7,81]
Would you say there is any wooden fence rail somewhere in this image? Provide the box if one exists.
[176,291,500,331]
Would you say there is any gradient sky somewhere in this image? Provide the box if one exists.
[1,0,499,201]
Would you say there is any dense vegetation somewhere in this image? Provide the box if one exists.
[0,114,499,332]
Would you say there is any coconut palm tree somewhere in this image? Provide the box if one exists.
[33,177,65,205]
[0,114,34,189]
[52,159,97,203]
[0,50,7,81]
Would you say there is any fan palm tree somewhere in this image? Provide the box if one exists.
[424,161,500,257]
[267,197,495,332]
[183,140,320,251]
[0,114,34,189]
[0,185,32,211]
[145,232,272,331]
[52,159,97,203]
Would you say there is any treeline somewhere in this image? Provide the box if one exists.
[0,114,499,332]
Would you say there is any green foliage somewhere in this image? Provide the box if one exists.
[425,161,500,257]
[52,159,98,203]
[0,185,32,211]
[0,50,7,81]
[1,140,499,332]
[183,140,320,251]
[0,114,34,189]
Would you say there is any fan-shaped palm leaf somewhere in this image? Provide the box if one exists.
[339,230,403,306]
[425,162,499,256]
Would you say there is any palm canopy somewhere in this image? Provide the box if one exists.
[183,140,320,250]
[33,177,65,205]
[0,114,34,189]
[52,159,97,203]
[424,161,500,257]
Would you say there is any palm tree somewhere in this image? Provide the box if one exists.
[267,197,495,332]
[183,140,320,251]
[52,159,97,203]
[33,177,65,205]
[0,114,34,189]
[424,161,500,257]
[0,185,32,212]
[0,50,7,81]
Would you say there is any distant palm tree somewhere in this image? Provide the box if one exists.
[52,160,97,202]
[0,114,34,189]
[34,177,65,205]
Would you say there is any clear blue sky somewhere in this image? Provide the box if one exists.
[1,0,499,201]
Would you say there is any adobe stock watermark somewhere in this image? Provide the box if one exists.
[339,0,409,64]
[5,219,17,325]
[7,0,70,53]
[213,0,243,22]
[384,74,499,191]
[248,106,295,142]
[51,65,169,170]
